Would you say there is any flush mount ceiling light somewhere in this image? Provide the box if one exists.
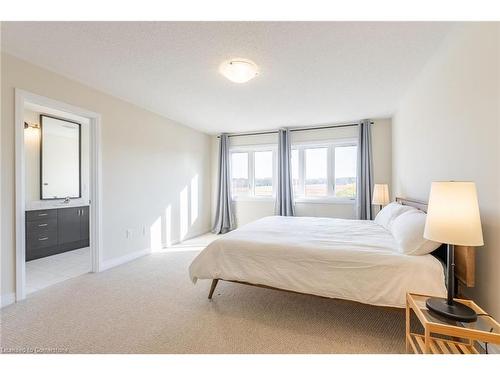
[219,58,259,83]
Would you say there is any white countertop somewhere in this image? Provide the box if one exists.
[26,200,90,211]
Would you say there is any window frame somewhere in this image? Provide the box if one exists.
[292,138,358,204]
[228,138,357,204]
[229,144,277,201]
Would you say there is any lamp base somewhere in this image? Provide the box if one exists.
[426,297,477,323]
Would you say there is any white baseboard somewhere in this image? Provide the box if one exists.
[165,229,212,248]
[1,292,16,308]
[100,248,151,271]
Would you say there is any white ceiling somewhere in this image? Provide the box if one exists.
[2,22,454,134]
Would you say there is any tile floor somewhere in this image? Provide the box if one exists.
[26,247,91,294]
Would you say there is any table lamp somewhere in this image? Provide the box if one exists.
[424,181,483,322]
[372,184,390,210]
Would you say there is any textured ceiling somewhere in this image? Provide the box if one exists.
[2,22,454,134]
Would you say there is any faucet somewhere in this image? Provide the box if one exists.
[63,197,71,204]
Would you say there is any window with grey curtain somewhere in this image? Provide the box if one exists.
[356,120,374,220]
[212,134,235,234]
[274,128,295,216]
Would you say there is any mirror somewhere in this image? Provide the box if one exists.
[40,115,81,199]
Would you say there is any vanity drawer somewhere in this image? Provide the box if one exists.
[26,218,58,235]
[27,230,58,249]
[26,209,57,222]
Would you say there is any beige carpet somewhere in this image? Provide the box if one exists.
[1,241,411,354]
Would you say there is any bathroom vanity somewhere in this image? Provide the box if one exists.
[26,206,89,261]
[24,114,90,261]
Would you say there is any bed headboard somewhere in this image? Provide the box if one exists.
[395,197,475,288]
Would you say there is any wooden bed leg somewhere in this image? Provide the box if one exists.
[208,279,219,299]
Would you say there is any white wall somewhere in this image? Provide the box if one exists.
[1,53,212,302]
[24,108,90,209]
[211,119,392,227]
[392,23,500,317]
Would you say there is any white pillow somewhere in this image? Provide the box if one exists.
[374,202,415,230]
[390,210,442,255]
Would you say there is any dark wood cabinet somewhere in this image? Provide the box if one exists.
[80,206,89,241]
[25,206,90,261]
[58,207,82,244]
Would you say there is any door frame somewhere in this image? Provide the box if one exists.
[15,89,103,301]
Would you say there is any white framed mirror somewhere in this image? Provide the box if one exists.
[40,115,81,199]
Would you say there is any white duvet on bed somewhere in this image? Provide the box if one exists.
[189,216,446,308]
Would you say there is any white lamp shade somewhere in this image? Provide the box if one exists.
[219,59,259,83]
[424,181,483,246]
[372,184,390,206]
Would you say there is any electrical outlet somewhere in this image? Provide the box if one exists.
[126,229,132,239]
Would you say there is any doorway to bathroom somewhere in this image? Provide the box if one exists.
[15,90,102,301]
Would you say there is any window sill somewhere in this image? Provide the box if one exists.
[294,197,356,205]
[232,196,274,203]
[231,197,355,205]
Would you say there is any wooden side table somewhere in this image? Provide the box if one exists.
[406,293,500,354]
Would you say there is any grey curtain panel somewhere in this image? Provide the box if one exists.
[274,128,295,216]
[212,134,235,234]
[356,119,374,220]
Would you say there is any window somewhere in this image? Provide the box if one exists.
[254,151,273,196]
[230,140,356,202]
[230,147,275,199]
[334,145,357,198]
[291,141,357,201]
[305,147,328,196]
[230,152,249,197]
[291,149,299,193]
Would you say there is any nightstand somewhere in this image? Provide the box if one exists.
[406,293,500,354]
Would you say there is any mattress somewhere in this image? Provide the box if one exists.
[189,216,447,307]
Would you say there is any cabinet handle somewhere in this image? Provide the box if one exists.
[38,237,49,241]
[38,223,48,227]
[38,213,48,217]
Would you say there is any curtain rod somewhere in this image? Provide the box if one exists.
[217,121,374,138]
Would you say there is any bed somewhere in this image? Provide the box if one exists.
[189,198,474,308]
